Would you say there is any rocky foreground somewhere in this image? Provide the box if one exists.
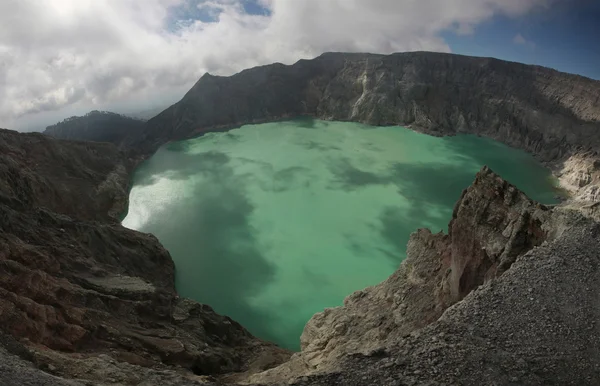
[252,167,600,385]
[0,129,289,385]
[3,51,600,385]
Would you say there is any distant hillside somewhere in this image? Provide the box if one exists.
[44,110,145,144]
[125,106,168,121]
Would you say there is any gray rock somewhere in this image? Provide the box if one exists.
[253,168,600,385]
[0,129,289,385]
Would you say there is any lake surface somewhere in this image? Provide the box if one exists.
[123,119,559,350]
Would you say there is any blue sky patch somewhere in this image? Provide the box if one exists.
[166,0,270,31]
[441,0,599,79]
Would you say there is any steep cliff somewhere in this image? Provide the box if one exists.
[0,128,134,221]
[139,52,600,159]
[0,129,289,385]
[135,51,600,201]
[289,206,600,385]
[251,167,600,385]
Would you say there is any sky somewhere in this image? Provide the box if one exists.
[1,0,598,131]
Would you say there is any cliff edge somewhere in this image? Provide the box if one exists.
[136,52,600,201]
[250,167,600,385]
[0,129,289,385]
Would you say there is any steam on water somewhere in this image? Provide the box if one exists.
[123,118,559,350]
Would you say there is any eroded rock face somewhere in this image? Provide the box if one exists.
[0,128,131,221]
[0,129,289,385]
[447,167,551,297]
[249,167,554,384]
[557,150,600,201]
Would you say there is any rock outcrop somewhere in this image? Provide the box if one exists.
[249,166,568,384]
[44,111,145,146]
[0,129,289,385]
[289,206,600,385]
[0,128,132,221]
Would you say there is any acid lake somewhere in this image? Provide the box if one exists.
[122,119,559,350]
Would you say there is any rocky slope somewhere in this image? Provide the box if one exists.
[137,52,600,200]
[44,111,145,146]
[0,128,134,221]
[249,167,600,385]
[288,203,600,385]
[0,128,289,385]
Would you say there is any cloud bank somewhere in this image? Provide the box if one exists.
[0,0,550,130]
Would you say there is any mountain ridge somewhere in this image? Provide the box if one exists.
[44,110,145,145]
[133,51,600,202]
[137,51,600,157]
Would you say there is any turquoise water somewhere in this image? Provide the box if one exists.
[122,119,559,350]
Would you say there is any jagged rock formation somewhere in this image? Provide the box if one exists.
[44,110,145,146]
[554,150,600,202]
[289,206,600,385]
[0,129,289,385]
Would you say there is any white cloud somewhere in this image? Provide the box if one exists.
[514,33,528,45]
[0,0,551,130]
[513,33,536,48]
